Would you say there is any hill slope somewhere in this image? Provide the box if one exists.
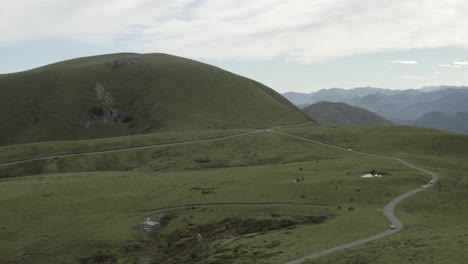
[303,101,392,126]
[414,111,468,134]
[0,53,308,145]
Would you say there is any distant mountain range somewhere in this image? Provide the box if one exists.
[283,86,468,134]
[303,102,392,126]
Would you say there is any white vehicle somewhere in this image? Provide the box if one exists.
[348,148,352,151]
[422,185,427,189]
[390,225,396,229]
[429,180,434,184]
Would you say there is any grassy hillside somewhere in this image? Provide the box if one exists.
[303,101,392,126]
[1,123,467,263]
[0,53,308,145]
[1,115,466,263]
[0,129,425,264]
[279,125,468,264]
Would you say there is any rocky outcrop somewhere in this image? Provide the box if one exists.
[80,82,133,128]
[94,82,114,105]
[109,58,140,69]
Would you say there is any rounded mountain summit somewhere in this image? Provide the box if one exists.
[0,53,309,144]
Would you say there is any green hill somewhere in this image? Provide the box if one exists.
[0,53,307,145]
[303,101,392,126]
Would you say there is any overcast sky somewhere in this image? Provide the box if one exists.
[1,0,468,92]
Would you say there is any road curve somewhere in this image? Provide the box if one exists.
[273,131,438,264]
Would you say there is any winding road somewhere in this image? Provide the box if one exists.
[274,131,438,264]
[0,123,438,263]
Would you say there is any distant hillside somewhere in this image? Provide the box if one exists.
[414,111,468,134]
[0,53,308,145]
[303,101,392,126]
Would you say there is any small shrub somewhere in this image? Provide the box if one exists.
[121,115,133,123]
[194,158,210,163]
[89,106,104,117]
[160,214,174,226]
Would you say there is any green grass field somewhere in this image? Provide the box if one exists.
[0,127,433,264]
[0,129,251,164]
[278,125,468,264]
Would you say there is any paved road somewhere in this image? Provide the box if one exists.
[273,131,438,264]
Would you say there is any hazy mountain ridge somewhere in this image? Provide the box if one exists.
[283,86,468,134]
[282,91,315,105]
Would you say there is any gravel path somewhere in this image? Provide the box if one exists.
[0,130,262,167]
[273,131,438,264]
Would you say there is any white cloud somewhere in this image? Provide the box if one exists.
[453,61,468,65]
[1,0,468,63]
[389,60,418,65]
[439,64,462,68]
[434,71,441,74]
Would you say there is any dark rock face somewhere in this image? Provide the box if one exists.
[80,82,134,128]
[110,58,140,68]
